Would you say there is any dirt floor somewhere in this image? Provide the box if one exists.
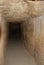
[4,39,37,65]
[4,23,37,65]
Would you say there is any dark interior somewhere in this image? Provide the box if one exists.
[8,22,22,40]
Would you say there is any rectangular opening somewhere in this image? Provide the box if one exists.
[4,22,37,65]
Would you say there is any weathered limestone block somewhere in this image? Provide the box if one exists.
[0,1,44,65]
[22,15,44,65]
[0,15,8,65]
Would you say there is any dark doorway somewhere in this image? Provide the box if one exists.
[4,22,37,65]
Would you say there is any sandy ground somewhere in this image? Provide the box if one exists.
[4,38,37,65]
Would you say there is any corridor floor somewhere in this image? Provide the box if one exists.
[4,38,37,65]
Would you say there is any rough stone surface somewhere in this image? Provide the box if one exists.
[0,1,44,65]
[21,15,44,65]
